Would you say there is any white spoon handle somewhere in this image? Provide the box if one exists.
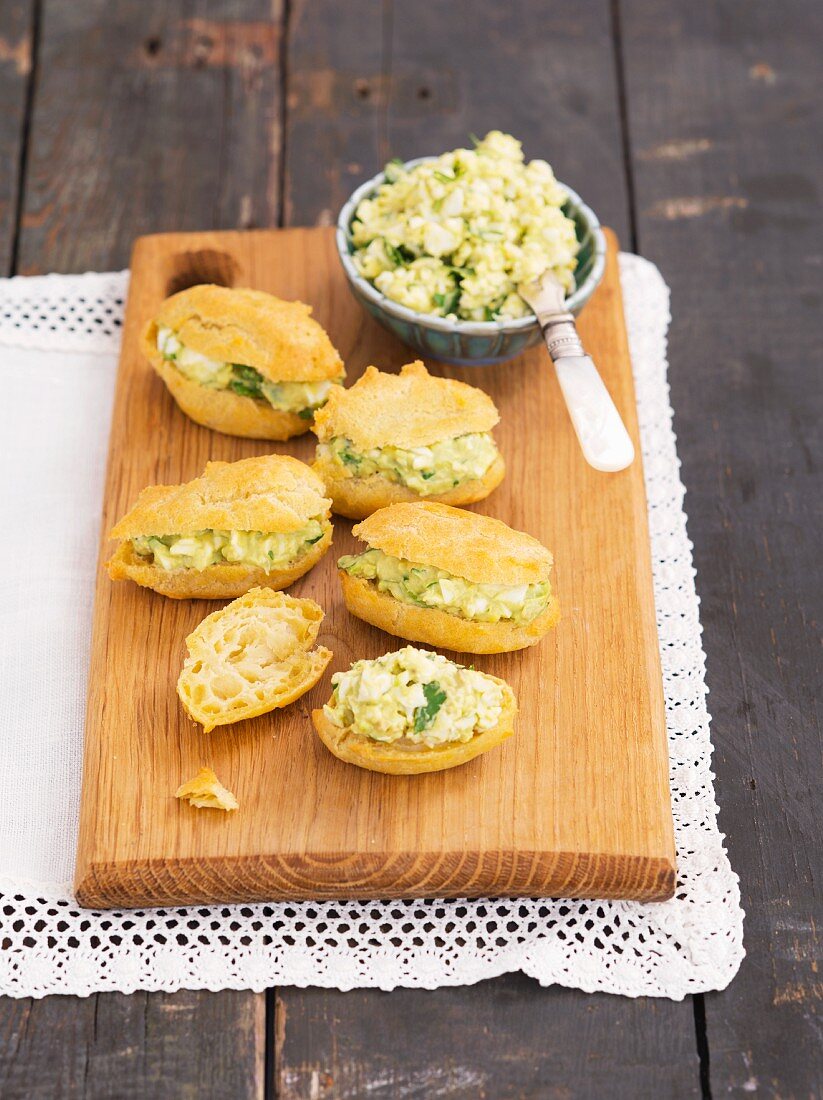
[553,354,635,473]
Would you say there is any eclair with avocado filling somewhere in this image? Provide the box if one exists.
[107,454,332,599]
[313,645,517,774]
[312,361,504,519]
[338,501,559,653]
[144,284,344,440]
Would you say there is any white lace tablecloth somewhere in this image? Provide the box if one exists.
[0,257,744,999]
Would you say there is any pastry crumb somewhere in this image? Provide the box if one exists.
[175,767,239,812]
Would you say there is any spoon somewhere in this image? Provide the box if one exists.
[518,271,635,473]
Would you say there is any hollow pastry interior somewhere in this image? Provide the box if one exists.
[177,588,332,732]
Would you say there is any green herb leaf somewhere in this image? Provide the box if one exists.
[435,287,461,315]
[483,306,497,322]
[306,533,324,545]
[421,470,435,480]
[413,681,447,733]
[298,407,314,420]
[433,169,455,184]
[230,364,264,399]
[339,447,361,468]
[229,380,261,398]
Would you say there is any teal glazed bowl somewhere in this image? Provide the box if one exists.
[336,157,607,366]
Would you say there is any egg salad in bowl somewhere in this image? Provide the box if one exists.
[350,131,578,322]
[337,132,605,364]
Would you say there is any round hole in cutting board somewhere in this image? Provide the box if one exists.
[164,249,240,296]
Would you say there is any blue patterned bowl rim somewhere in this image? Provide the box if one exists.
[336,156,607,336]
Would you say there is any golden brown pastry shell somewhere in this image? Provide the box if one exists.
[144,325,312,441]
[339,571,560,654]
[352,502,553,586]
[312,682,517,775]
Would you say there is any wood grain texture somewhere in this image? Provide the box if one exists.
[15,0,283,275]
[0,0,34,275]
[0,989,264,1100]
[284,0,632,243]
[623,0,823,1094]
[276,977,701,1099]
[74,225,674,909]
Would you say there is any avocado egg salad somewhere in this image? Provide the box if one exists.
[313,645,516,775]
[324,646,505,748]
[133,522,326,573]
[338,502,559,654]
[349,130,579,321]
[338,548,550,625]
[107,454,332,599]
[319,431,498,496]
[157,327,337,418]
[311,362,504,518]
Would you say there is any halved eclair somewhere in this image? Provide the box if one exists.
[312,361,504,519]
[338,502,559,653]
[107,454,332,599]
[144,284,345,440]
[313,645,517,774]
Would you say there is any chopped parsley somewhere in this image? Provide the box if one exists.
[413,681,447,733]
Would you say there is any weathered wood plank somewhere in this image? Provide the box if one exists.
[622,0,823,1094]
[280,5,698,1096]
[277,977,700,1099]
[0,1,282,1096]
[0,0,34,275]
[16,0,284,274]
[0,989,265,1100]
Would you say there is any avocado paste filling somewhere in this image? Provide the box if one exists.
[132,521,325,573]
[338,547,550,624]
[324,645,504,747]
[157,327,338,418]
[319,432,498,495]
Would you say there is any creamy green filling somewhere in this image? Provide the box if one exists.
[157,327,338,417]
[319,432,497,495]
[338,547,550,624]
[324,645,504,747]
[132,521,325,573]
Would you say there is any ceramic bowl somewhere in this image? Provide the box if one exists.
[336,157,606,366]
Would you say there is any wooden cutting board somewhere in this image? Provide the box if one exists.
[75,227,675,909]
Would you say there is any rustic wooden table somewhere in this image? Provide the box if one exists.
[1,2,819,1097]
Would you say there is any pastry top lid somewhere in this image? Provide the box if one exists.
[151,284,344,382]
[111,455,331,538]
[352,501,553,586]
[312,361,499,450]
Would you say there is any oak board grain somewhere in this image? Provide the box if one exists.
[74,224,674,909]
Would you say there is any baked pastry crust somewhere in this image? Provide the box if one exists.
[144,284,344,440]
[107,455,332,599]
[339,570,560,653]
[351,502,553,586]
[312,681,517,774]
[152,284,344,382]
[312,449,505,520]
[177,587,332,731]
[147,347,311,440]
[312,361,499,451]
[107,527,331,600]
[110,455,330,539]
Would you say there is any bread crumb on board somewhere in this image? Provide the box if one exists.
[175,767,239,811]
